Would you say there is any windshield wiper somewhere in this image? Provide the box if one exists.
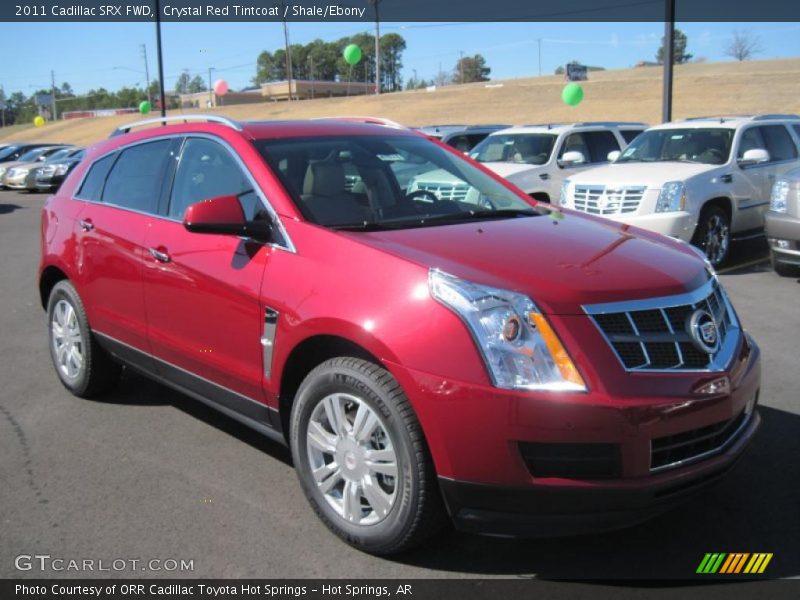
[331,221,405,232]
[413,208,539,225]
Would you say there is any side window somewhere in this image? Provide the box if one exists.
[760,125,798,162]
[737,127,766,159]
[620,129,642,145]
[168,138,261,221]
[447,135,471,152]
[793,124,800,142]
[583,131,621,163]
[75,154,116,201]
[559,133,590,162]
[101,140,171,213]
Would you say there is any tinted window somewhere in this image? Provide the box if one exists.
[760,125,798,162]
[620,129,642,144]
[583,131,621,163]
[619,128,734,165]
[75,154,116,201]
[18,147,50,162]
[0,145,21,160]
[470,133,556,165]
[169,138,261,221]
[101,140,171,213]
[793,125,800,141]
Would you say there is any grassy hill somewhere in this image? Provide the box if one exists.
[2,58,799,147]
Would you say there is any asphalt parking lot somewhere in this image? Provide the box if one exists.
[0,189,798,581]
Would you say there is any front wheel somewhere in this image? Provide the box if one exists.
[692,205,731,268]
[290,357,445,554]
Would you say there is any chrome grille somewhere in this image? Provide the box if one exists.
[416,182,470,202]
[650,409,751,473]
[584,278,740,371]
[573,184,646,215]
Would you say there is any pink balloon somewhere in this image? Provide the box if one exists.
[213,79,229,96]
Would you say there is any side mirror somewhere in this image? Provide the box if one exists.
[558,150,586,167]
[183,195,273,241]
[607,150,621,162]
[738,148,770,167]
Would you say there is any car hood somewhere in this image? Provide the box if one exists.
[568,161,717,188]
[480,161,544,178]
[342,211,707,314]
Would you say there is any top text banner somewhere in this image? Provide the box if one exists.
[3,0,800,22]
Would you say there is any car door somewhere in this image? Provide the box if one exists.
[73,139,175,362]
[733,126,769,232]
[142,136,277,408]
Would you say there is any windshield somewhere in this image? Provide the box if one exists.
[18,147,49,162]
[0,145,22,160]
[45,148,72,162]
[469,133,556,165]
[255,135,539,230]
[617,128,734,165]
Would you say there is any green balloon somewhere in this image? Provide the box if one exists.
[343,44,362,65]
[561,83,584,107]
[139,100,151,114]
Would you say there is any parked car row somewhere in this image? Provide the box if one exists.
[417,114,800,274]
[0,142,84,192]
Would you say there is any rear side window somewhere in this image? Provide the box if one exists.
[101,140,171,213]
[793,125,800,141]
[760,125,798,162]
[75,154,116,201]
[620,129,642,144]
[583,131,621,163]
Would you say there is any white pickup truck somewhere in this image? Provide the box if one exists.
[560,115,800,266]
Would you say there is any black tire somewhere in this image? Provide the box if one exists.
[290,357,446,555]
[46,280,121,398]
[771,251,799,277]
[692,205,731,268]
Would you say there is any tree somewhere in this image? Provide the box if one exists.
[453,54,491,84]
[724,30,763,61]
[656,29,693,65]
[433,69,452,87]
[174,72,192,94]
[188,75,207,93]
[380,33,406,92]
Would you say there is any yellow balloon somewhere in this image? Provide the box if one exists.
[33,116,45,127]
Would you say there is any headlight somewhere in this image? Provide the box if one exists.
[770,180,789,213]
[51,163,70,176]
[429,270,587,392]
[0,167,6,177]
[655,181,686,212]
[559,179,572,207]
[5,168,16,178]
[40,165,56,177]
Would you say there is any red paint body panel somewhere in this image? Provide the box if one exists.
[39,118,761,535]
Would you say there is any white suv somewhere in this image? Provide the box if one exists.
[560,115,800,266]
[410,122,646,205]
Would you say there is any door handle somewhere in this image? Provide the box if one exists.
[78,219,94,232]
[539,173,550,180]
[148,247,171,263]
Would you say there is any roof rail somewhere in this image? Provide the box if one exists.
[110,114,242,137]
[574,121,649,127]
[752,114,800,121]
[311,116,406,129]
[682,115,752,122]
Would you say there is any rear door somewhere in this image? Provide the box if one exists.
[73,139,175,359]
[142,136,276,407]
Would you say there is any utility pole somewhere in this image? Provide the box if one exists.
[141,44,152,107]
[309,56,315,99]
[459,51,464,84]
[661,0,675,123]
[154,0,167,117]
[281,3,293,101]
[371,0,381,94]
[537,38,542,76]
[207,67,215,108]
[50,70,57,121]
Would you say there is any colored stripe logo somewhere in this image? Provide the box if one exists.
[697,553,773,574]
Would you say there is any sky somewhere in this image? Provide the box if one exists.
[0,20,798,97]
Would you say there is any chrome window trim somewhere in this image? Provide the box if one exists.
[583,277,742,373]
[71,133,296,254]
[648,409,753,474]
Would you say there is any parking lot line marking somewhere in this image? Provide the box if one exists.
[717,257,769,274]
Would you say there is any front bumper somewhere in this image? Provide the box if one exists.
[765,211,800,266]
[3,173,30,189]
[387,331,761,537]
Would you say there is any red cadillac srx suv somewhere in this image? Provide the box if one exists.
[39,115,761,554]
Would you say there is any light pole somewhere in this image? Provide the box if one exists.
[662,0,675,123]
[141,44,152,107]
[369,0,381,94]
[207,67,215,108]
[281,2,293,101]
[154,0,167,117]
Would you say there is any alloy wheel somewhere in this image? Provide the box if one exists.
[703,213,730,267]
[305,393,398,526]
[51,299,84,380]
